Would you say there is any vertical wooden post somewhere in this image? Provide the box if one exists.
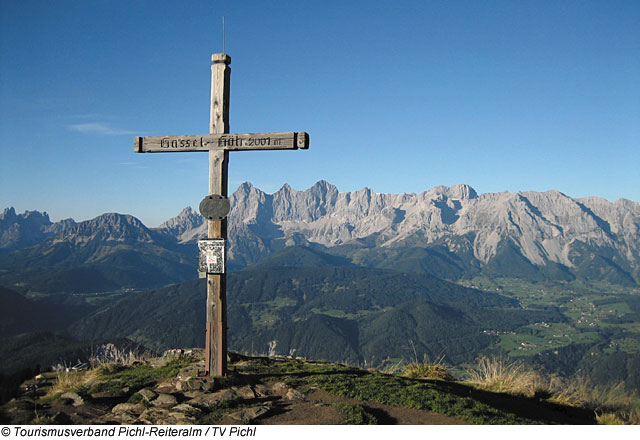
[206,53,230,376]
[134,52,307,377]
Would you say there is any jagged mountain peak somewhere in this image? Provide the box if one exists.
[235,181,265,196]
[451,183,477,199]
[231,182,269,210]
[156,206,205,243]
[307,181,339,205]
[45,218,77,235]
[89,212,145,226]
[431,184,478,200]
[3,180,639,290]
[158,206,200,227]
[179,206,198,216]
[0,207,54,249]
[149,181,640,283]
[615,198,640,208]
[353,186,374,194]
[222,181,640,282]
[24,210,51,221]
[237,181,254,192]
[310,179,338,192]
[57,212,154,244]
[271,180,339,199]
[1,207,17,220]
[0,207,51,224]
[542,189,568,197]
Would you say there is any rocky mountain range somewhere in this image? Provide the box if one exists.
[0,208,76,250]
[1,181,639,292]
[0,210,195,292]
[159,181,640,284]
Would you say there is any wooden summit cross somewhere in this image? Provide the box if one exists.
[133,53,309,376]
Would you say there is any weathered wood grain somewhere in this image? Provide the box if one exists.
[207,53,230,377]
[134,132,307,152]
[131,52,310,378]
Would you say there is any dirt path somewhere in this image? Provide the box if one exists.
[257,386,467,425]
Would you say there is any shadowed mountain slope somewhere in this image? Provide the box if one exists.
[68,262,564,366]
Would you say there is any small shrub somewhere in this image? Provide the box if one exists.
[87,380,129,398]
[127,392,152,407]
[196,397,244,424]
[333,403,377,425]
[127,392,144,404]
[72,384,90,397]
[96,364,126,375]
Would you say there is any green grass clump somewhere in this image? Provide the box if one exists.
[240,358,356,377]
[333,402,377,425]
[236,358,535,424]
[89,355,195,398]
[196,397,245,424]
[126,392,150,407]
[307,370,536,424]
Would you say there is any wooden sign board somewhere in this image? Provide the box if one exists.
[134,131,309,153]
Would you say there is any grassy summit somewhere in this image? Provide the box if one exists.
[2,351,619,425]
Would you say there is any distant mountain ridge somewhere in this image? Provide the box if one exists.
[0,210,195,292]
[0,207,76,250]
[2,181,639,292]
[158,181,640,284]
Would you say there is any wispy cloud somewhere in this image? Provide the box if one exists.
[65,113,111,120]
[67,122,136,136]
[119,162,149,169]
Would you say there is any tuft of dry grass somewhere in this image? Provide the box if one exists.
[46,343,149,398]
[378,359,404,375]
[401,362,454,381]
[32,410,54,424]
[466,356,639,424]
[90,343,149,367]
[595,408,640,425]
[549,377,633,409]
[46,369,98,397]
[550,376,640,424]
[465,356,548,398]
[397,342,453,381]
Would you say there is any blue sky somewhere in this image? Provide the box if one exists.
[1,0,638,226]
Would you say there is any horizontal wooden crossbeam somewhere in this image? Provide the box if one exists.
[134,131,309,153]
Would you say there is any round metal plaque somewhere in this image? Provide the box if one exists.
[199,195,230,220]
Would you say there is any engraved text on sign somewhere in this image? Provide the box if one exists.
[134,132,309,153]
